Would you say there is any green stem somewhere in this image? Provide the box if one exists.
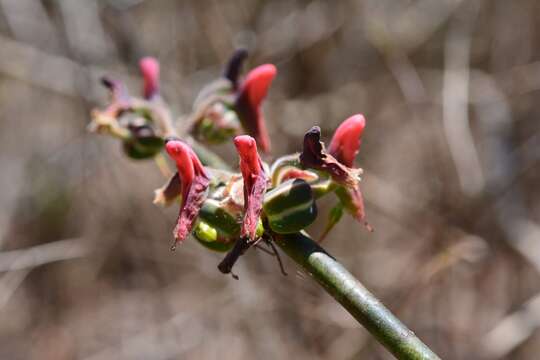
[274,231,441,360]
[173,144,440,359]
[151,133,439,359]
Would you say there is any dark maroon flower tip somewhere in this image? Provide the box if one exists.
[96,77,132,120]
[165,140,210,247]
[100,76,130,102]
[300,126,372,231]
[223,48,248,89]
[235,64,277,153]
[300,126,358,188]
[139,57,160,100]
[328,114,366,168]
[234,135,267,240]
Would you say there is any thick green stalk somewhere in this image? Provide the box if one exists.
[274,232,441,360]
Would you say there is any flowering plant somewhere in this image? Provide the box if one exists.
[90,50,372,272]
[89,50,371,276]
[88,50,439,359]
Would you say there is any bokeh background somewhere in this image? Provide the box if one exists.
[0,0,540,359]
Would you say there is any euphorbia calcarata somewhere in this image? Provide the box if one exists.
[235,64,276,153]
[165,139,210,248]
[234,135,268,241]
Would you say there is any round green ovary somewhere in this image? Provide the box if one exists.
[197,200,240,236]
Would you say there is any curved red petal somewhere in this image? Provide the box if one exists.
[173,174,210,243]
[165,140,210,244]
[139,57,160,100]
[235,64,276,153]
[166,141,195,198]
[328,114,366,167]
[234,135,267,240]
[241,64,276,107]
[234,135,262,177]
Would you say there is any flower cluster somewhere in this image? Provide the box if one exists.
[90,50,371,276]
[189,49,276,151]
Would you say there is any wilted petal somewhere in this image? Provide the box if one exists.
[88,77,133,136]
[234,135,268,240]
[300,126,360,188]
[165,140,210,246]
[235,64,276,153]
[336,186,373,232]
[328,114,366,167]
[153,172,181,206]
[139,57,160,100]
[300,126,371,231]
[97,77,132,117]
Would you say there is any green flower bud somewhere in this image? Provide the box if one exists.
[123,124,164,159]
[193,103,241,145]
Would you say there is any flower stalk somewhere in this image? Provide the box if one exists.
[274,231,441,360]
[89,51,441,359]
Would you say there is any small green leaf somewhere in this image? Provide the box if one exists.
[319,203,344,242]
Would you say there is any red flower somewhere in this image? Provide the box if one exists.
[328,114,366,167]
[235,64,277,153]
[139,57,160,100]
[300,125,372,231]
[234,135,268,240]
[165,139,210,247]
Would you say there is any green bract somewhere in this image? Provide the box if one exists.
[198,199,241,237]
[263,179,318,234]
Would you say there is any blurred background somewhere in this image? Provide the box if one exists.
[0,0,539,359]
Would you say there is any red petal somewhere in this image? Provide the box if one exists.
[173,174,210,243]
[166,141,195,198]
[241,64,276,106]
[165,140,210,245]
[139,57,160,100]
[235,64,276,153]
[338,186,373,232]
[328,114,366,167]
[234,135,267,240]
